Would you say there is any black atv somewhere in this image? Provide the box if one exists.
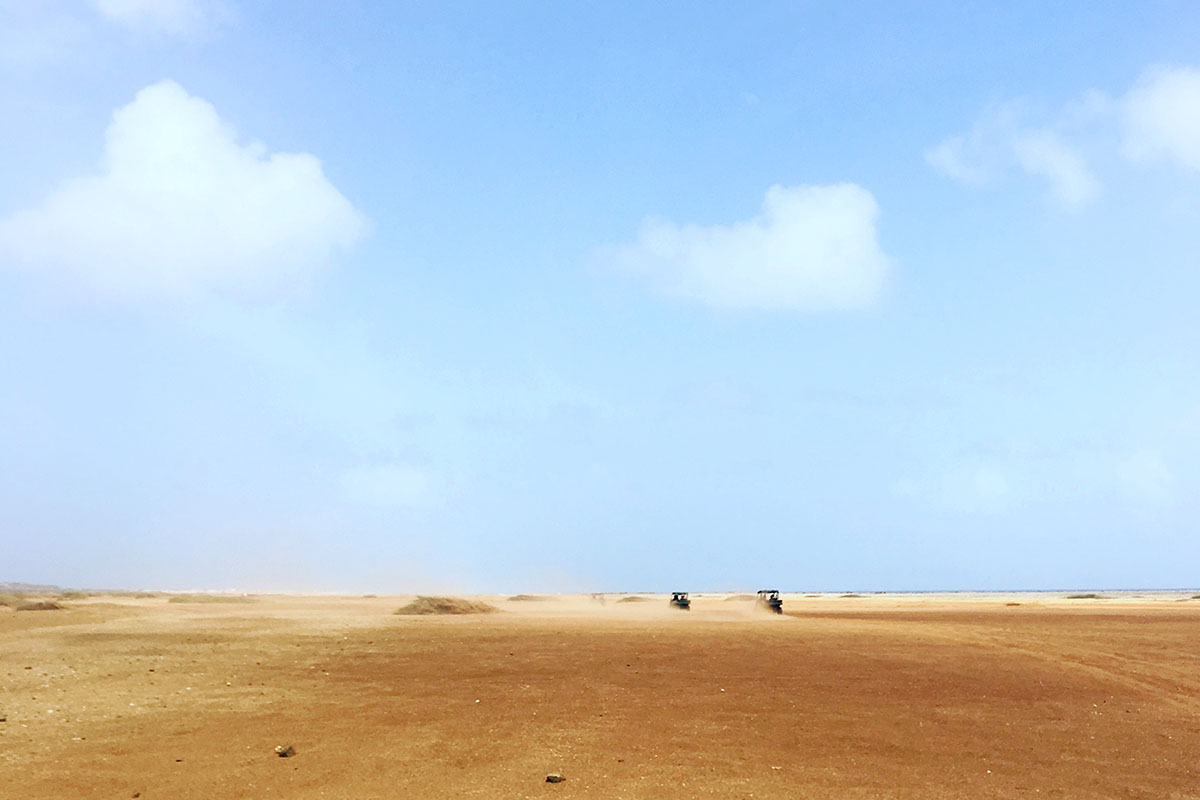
[756,589,783,614]
[669,591,691,610]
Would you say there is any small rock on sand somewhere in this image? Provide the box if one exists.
[275,744,296,758]
[546,773,566,783]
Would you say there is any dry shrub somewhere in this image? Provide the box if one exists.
[17,601,64,611]
[167,594,254,604]
[1005,602,1021,606]
[839,594,863,599]
[1065,593,1107,600]
[616,596,654,603]
[394,596,499,615]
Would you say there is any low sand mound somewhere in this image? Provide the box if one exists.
[724,594,756,601]
[395,596,499,615]
[508,594,549,602]
[17,601,64,611]
[616,596,654,603]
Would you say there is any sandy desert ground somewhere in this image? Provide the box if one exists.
[2,591,1199,799]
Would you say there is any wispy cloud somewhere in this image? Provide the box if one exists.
[1010,131,1101,207]
[0,1,229,65]
[924,101,1029,187]
[928,63,1200,208]
[925,99,1101,209]
[608,183,890,311]
[0,80,368,302]
[89,0,232,36]
[924,135,992,186]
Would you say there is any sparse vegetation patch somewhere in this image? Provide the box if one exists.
[16,601,64,611]
[167,594,255,604]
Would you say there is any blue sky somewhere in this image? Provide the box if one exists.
[2,1,1198,592]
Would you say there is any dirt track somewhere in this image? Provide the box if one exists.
[2,593,1199,799]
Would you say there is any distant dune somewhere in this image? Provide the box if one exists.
[0,582,64,594]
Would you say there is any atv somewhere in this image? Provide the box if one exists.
[756,589,783,614]
[669,591,691,610]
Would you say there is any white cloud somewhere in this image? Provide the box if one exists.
[0,80,368,301]
[930,64,1200,207]
[923,101,1031,187]
[1010,131,1100,208]
[926,100,1100,209]
[610,184,889,311]
[924,135,992,185]
[1122,65,1200,171]
[339,464,440,508]
[89,0,230,36]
